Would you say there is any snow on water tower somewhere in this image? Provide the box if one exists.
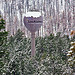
[24,9,43,57]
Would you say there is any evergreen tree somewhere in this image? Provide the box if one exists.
[0,15,8,74]
[3,31,72,75]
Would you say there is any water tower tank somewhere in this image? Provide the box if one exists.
[24,11,43,32]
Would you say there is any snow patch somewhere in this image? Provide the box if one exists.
[24,11,41,17]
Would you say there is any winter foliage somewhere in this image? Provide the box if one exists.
[0,0,75,75]
[0,29,75,75]
[0,0,75,37]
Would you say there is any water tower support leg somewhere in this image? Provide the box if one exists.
[31,32,35,57]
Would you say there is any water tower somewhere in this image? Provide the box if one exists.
[24,8,43,57]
